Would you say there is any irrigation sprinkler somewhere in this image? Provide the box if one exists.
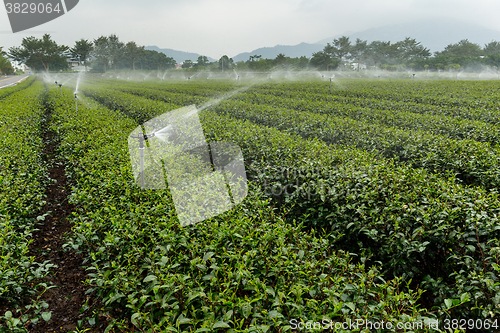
[74,93,78,113]
[55,81,58,85]
[329,78,332,93]
[412,73,416,82]
[129,132,156,188]
[58,83,63,96]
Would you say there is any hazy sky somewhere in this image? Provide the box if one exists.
[1,0,500,59]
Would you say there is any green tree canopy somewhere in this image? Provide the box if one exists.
[196,55,209,67]
[310,50,338,71]
[0,47,14,75]
[325,36,351,68]
[219,55,233,71]
[275,53,287,67]
[124,41,145,71]
[136,50,176,71]
[350,38,368,70]
[70,39,93,72]
[483,41,500,56]
[437,39,482,57]
[108,34,124,73]
[182,60,193,69]
[249,54,262,62]
[394,37,431,62]
[367,40,392,67]
[9,34,68,73]
[92,36,110,72]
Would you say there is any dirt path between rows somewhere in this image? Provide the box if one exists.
[25,105,106,333]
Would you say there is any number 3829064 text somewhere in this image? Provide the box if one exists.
[5,2,63,14]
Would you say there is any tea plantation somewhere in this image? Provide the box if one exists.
[1,75,499,332]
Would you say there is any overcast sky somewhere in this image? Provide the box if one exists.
[2,0,500,59]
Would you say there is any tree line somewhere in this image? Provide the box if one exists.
[7,34,177,73]
[309,36,500,71]
[4,34,500,74]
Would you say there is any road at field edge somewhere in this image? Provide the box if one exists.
[0,74,30,89]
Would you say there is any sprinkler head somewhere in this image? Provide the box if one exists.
[58,84,62,88]
[130,132,155,148]
[55,81,58,85]
[74,93,78,99]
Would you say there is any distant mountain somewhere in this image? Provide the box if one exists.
[231,42,324,62]
[145,46,216,63]
[317,18,500,53]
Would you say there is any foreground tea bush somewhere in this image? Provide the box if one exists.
[81,82,500,320]
[199,111,500,321]
[0,80,54,332]
[47,88,428,332]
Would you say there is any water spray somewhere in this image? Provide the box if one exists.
[129,132,156,188]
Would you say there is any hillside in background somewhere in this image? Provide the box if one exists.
[231,42,324,62]
[145,46,216,63]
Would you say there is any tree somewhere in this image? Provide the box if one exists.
[155,52,176,70]
[137,50,176,70]
[70,39,93,72]
[249,54,261,62]
[107,34,124,73]
[124,41,145,71]
[297,56,309,69]
[394,37,430,63]
[234,60,249,71]
[325,36,351,69]
[182,60,193,69]
[484,41,500,56]
[219,55,233,71]
[367,41,392,68]
[92,36,110,72]
[248,58,272,71]
[350,38,368,71]
[437,39,482,58]
[275,53,287,68]
[0,47,14,75]
[9,34,68,73]
[197,55,209,67]
[310,51,338,71]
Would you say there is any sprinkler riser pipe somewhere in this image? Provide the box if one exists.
[130,132,155,188]
[139,147,145,188]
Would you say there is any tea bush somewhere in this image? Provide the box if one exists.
[0,80,54,332]
[79,80,500,321]
[46,87,430,332]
